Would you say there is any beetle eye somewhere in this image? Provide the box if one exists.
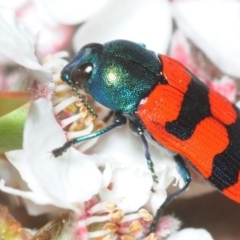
[71,63,93,89]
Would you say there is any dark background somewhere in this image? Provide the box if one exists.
[166,191,240,240]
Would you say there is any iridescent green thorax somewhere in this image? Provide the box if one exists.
[61,40,162,113]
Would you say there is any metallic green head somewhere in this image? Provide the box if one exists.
[61,40,161,113]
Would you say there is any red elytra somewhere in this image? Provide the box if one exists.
[137,55,240,204]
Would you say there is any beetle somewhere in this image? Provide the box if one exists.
[53,39,240,233]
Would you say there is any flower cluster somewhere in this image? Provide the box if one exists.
[1,0,240,239]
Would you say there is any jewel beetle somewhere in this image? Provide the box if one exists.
[53,39,240,233]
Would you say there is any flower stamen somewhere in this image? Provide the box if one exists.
[120,209,152,223]
[66,122,94,139]
[109,210,125,223]
[88,229,112,239]
[89,202,117,215]
[118,220,142,235]
[53,96,79,115]
[86,215,111,225]
[121,236,135,240]
[60,113,82,128]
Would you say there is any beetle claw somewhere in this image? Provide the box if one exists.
[52,141,73,157]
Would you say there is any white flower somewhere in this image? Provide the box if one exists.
[167,228,214,240]
[172,0,240,78]
[170,30,237,103]
[72,0,240,81]
[32,0,112,25]
[1,98,102,210]
[0,6,102,213]
[92,126,182,215]
[73,0,172,54]
[0,5,184,220]
[0,0,121,56]
[0,3,220,238]
[0,6,51,81]
[0,0,27,10]
[3,0,240,80]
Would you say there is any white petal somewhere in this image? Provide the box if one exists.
[0,6,51,81]
[25,99,102,201]
[167,228,214,240]
[102,163,112,188]
[22,199,60,216]
[0,0,28,9]
[33,0,112,25]
[148,189,167,215]
[18,4,74,55]
[93,125,177,212]
[99,159,152,212]
[6,98,102,209]
[236,101,240,109]
[92,125,175,174]
[73,0,172,53]
[210,76,236,102]
[172,0,240,77]
[6,150,49,197]
[0,159,19,187]
[0,179,57,205]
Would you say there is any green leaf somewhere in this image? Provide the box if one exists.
[0,92,30,117]
[0,104,29,153]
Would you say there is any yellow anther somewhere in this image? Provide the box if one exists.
[77,105,89,118]
[104,202,117,213]
[121,235,135,240]
[75,100,84,107]
[55,77,64,85]
[69,122,82,132]
[103,222,118,233]
[66,103,77,113]
[128,220,142,234]
[85,115,96,125]
[139,209,153,222]
[110,210,125,223]
[56,91,67,97]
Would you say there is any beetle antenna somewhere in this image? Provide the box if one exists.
[71,85,98,117]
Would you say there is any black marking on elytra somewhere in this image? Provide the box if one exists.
[165,76,211,140]
[208,106,240,190]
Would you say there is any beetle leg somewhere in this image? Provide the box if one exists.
[149,154,191,233]
[52,114,127,157]
[129,121,159,187]
[139,132,159,186]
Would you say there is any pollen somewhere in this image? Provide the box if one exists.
[139,209,153,221]
[128,220,142,233]
[121,236,135,240]
[110,210,125,223]
[103,222,118,232]
[66,103,77,113]
[89,201,117,214]
[104,202,117,213]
